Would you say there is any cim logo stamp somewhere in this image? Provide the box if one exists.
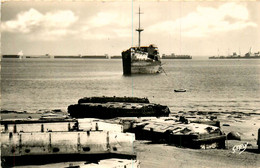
[232,142,248,154]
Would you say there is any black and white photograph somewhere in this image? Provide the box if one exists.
[1,0,260,167]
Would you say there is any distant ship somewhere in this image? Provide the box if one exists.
[18,50,24,59]
[121,8,162,75]
[209,47,260,59]
[162,53,192,59]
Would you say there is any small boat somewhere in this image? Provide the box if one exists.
[174,89,186,92]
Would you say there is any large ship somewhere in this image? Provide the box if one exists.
[209,47,260,59]
[121,8,162,75]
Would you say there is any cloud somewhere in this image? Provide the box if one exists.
[88,11,131,28]
[79,11,132,40]
[79,27,131,40]
[1,8,43,33]
[113,28,132,38]
[147,2,257,38]
[1,8,78,40]
[1,8,131,41]
[28,29,77,41]
[44,10,78,28]
[88,12,118,27]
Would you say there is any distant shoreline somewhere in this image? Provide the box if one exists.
[209,56,260,59]
[1,55,122,59]
[2,55,195,60]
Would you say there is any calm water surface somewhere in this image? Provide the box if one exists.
[1,58,260,113]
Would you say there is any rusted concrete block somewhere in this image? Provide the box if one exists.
[68,102,170,119]
[1,131,135,157]
[113,117,226,149]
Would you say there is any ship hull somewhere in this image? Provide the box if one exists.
[122,49,162,75]
[131,61,161,74]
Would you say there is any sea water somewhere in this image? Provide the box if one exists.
[1,58,260,114]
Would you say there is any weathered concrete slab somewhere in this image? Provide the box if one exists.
[107,116,220,132]
[1,122,75,133]
[78,119,123,132]
[1,118,123,133]
[107,117,225,149]
[1,131,135,157]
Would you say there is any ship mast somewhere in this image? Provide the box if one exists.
[136,7,143,48]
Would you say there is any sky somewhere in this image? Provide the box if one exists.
[1,0,260,57]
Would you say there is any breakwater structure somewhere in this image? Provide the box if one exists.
[68,96,170,119]
[162,53,192,59]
